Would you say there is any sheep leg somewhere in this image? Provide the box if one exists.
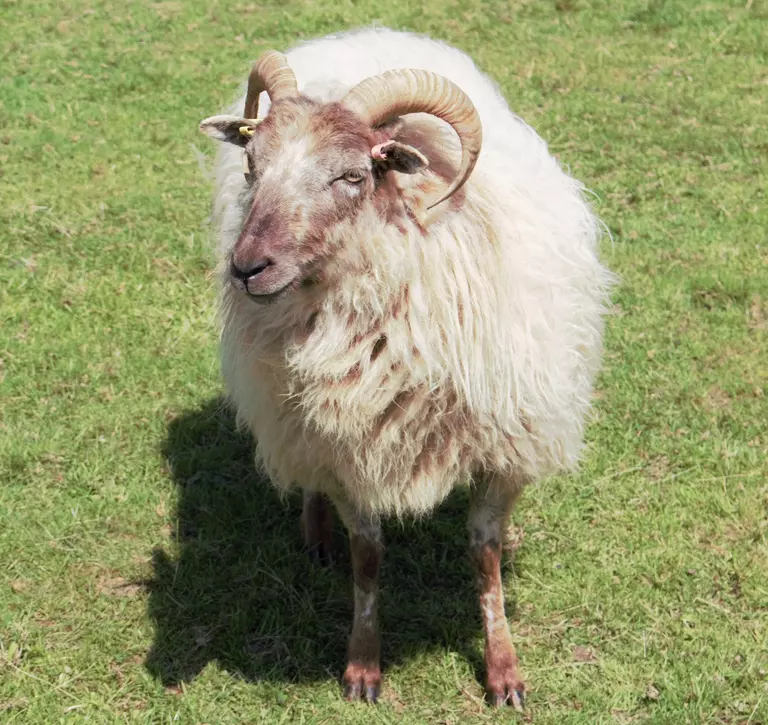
[469,475,525,710]
[300,490,335,566]
[333,498,383,703]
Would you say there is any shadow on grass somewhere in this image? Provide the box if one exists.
[146,396,521,688]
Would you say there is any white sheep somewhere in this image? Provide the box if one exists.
[199,25,614,709]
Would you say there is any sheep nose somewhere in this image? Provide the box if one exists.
[230,258,272,291]
[231,258,271,279]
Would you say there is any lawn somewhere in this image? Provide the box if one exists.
[1,0,766,722]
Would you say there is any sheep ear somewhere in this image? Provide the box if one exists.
[371,140,429,175]
[199,115,262,146]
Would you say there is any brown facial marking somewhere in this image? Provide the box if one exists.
[231,97,435,300]
[308,103,377,153]
[233,99,377,296]
[373,172,409,232]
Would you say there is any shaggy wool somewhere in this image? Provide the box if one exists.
[206,26,615,517]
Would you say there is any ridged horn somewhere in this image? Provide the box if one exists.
[342,69,482,209]
[244,51,299,119]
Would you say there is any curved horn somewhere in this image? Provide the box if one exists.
[244,51,299,119]
[342,69,482,209]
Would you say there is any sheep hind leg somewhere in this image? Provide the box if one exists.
[469,473,526,710]
[300,490,336,567]
[332,497,383,703]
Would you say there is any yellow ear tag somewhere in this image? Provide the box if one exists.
[239,126,255,138]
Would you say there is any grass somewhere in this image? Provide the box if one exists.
[1,0,766,722]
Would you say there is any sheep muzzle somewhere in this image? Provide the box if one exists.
[230,208,299,300]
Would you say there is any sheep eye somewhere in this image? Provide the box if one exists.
[341,169,365,184]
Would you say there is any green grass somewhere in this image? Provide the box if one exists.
[1,0,766,722]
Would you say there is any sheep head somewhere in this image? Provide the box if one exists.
[199,51,482,301]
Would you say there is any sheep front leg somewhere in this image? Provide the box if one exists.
[469,474,525,710]
[333,498,383,703]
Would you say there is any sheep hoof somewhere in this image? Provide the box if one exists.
[343,680,362,701]
[342,680,379,703]
[486,669,525,710]
[489,688,525,710]
[342,664,381,703]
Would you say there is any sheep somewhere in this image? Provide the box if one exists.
[198,26,614,709]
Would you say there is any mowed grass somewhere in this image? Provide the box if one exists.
[1,0,766,722]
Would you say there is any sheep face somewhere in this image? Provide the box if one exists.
[200,99,428,301]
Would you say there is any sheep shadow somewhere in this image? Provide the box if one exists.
[145,396,523,690]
